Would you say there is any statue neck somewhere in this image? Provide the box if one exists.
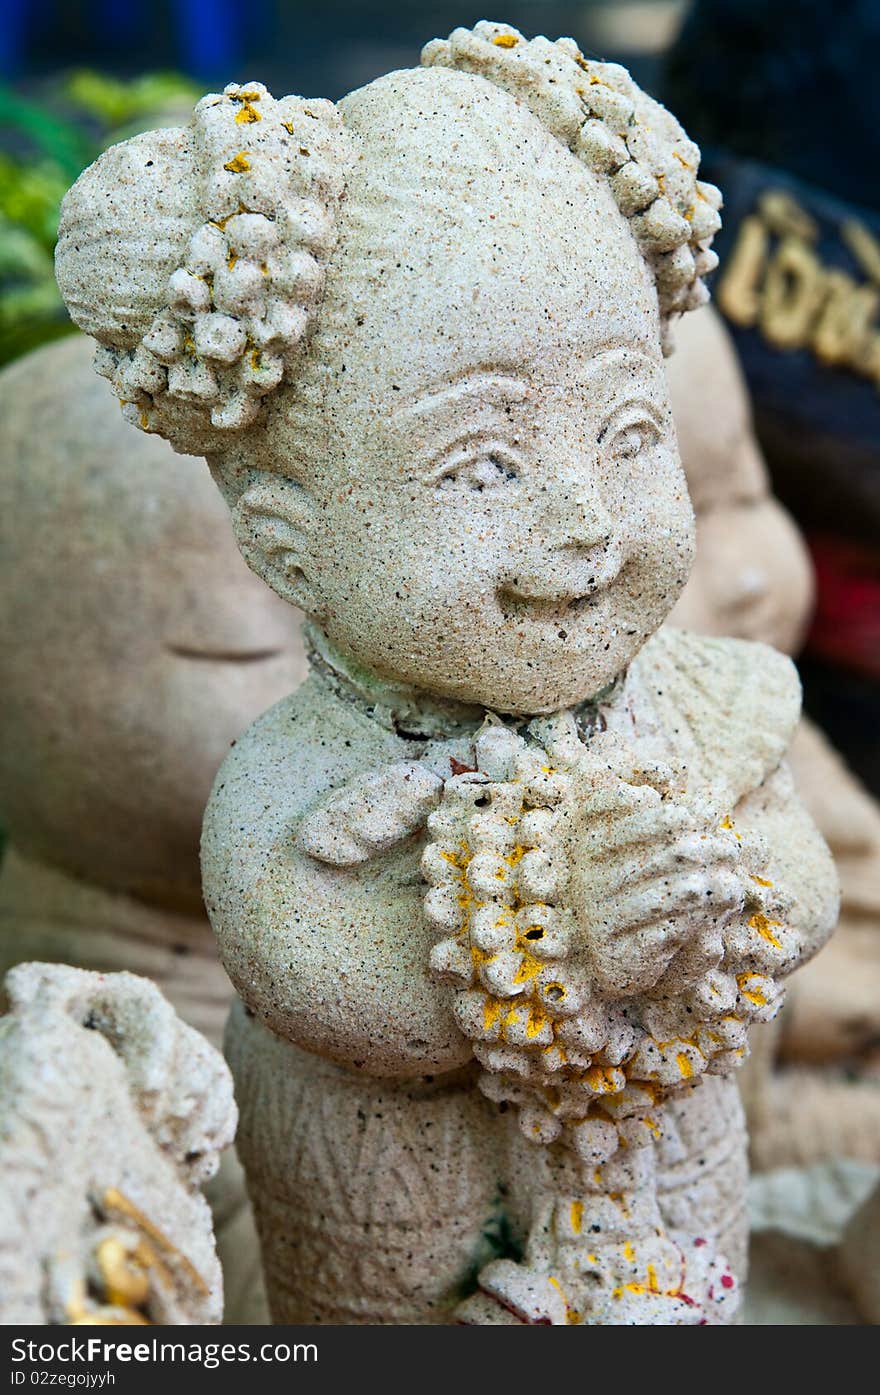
[303,622,625,742]
[304,622,488,740]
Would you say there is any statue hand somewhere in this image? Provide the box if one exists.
[298,761,443,865]
[563,742,744,997]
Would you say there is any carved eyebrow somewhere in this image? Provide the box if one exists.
[596,397,667,441]
[391,346,665,417]
[391,371,529,420]
[577,344,660,373]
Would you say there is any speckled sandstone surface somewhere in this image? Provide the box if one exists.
[54,21,838,1324]
[0,963,235,1323]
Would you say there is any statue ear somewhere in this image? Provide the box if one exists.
[231,478,321,613]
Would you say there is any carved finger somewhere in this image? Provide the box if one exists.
[595,834,740,898]
[574,730,680,794]
[580,799,694,854]
[605,869,742,932]
[587,920,689,995]
[669,831,741,867]
[576,782,660,821]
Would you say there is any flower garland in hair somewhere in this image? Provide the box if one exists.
[422,21,722,350]
[97,83,350,434]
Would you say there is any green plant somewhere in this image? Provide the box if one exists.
[0,70,199,368]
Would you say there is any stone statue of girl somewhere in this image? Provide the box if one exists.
[55,21,838,1324]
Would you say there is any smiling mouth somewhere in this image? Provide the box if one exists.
[166,643,283,663]
[496,564,624,623]
[497,590,599,623]
[497,548,625,623]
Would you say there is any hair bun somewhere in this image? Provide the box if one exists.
[56,128,199,349]
[56,84,351,453]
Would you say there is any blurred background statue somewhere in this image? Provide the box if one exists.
[669,303,880,1169]
[0,334,307,1039]
[0,333,308,1321]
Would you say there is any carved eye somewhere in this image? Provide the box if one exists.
[606,420,660,461]
[435,451,520,493]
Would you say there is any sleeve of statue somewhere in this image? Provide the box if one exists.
[297,761,444,865]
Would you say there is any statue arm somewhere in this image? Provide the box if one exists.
[732,757,840,971]
[297,759,445,866]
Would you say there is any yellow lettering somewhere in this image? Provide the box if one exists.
[717,215,768,326]
[760,237,827,349]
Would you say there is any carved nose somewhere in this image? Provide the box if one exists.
[549,484,615,551]
[730,566,769,605]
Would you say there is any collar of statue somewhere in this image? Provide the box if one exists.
[304,621,622,746]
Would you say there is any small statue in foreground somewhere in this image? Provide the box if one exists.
[668,304,880,1170]
[56,20,838,1324]
[0,963,235,1323]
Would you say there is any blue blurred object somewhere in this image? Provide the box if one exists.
[97,0,142,44]
[666,0,880,212]
[0,0,247,78]
[173,0,242,78]
[0,0,40,75]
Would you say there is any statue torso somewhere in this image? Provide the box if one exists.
[201,627,802,1077]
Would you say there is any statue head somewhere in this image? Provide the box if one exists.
[0,335,307,909]
[55,21,721,714]
[667,304,814,654]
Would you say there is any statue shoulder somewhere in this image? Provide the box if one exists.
[204,674,405,834]
[618,627,802,808]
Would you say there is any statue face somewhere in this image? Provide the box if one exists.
[667,306,814,654]
[259,71,695,713]
[671,498,814,654]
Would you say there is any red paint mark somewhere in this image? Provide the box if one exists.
[666,1237,699,1310]
[450,757,477,776]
